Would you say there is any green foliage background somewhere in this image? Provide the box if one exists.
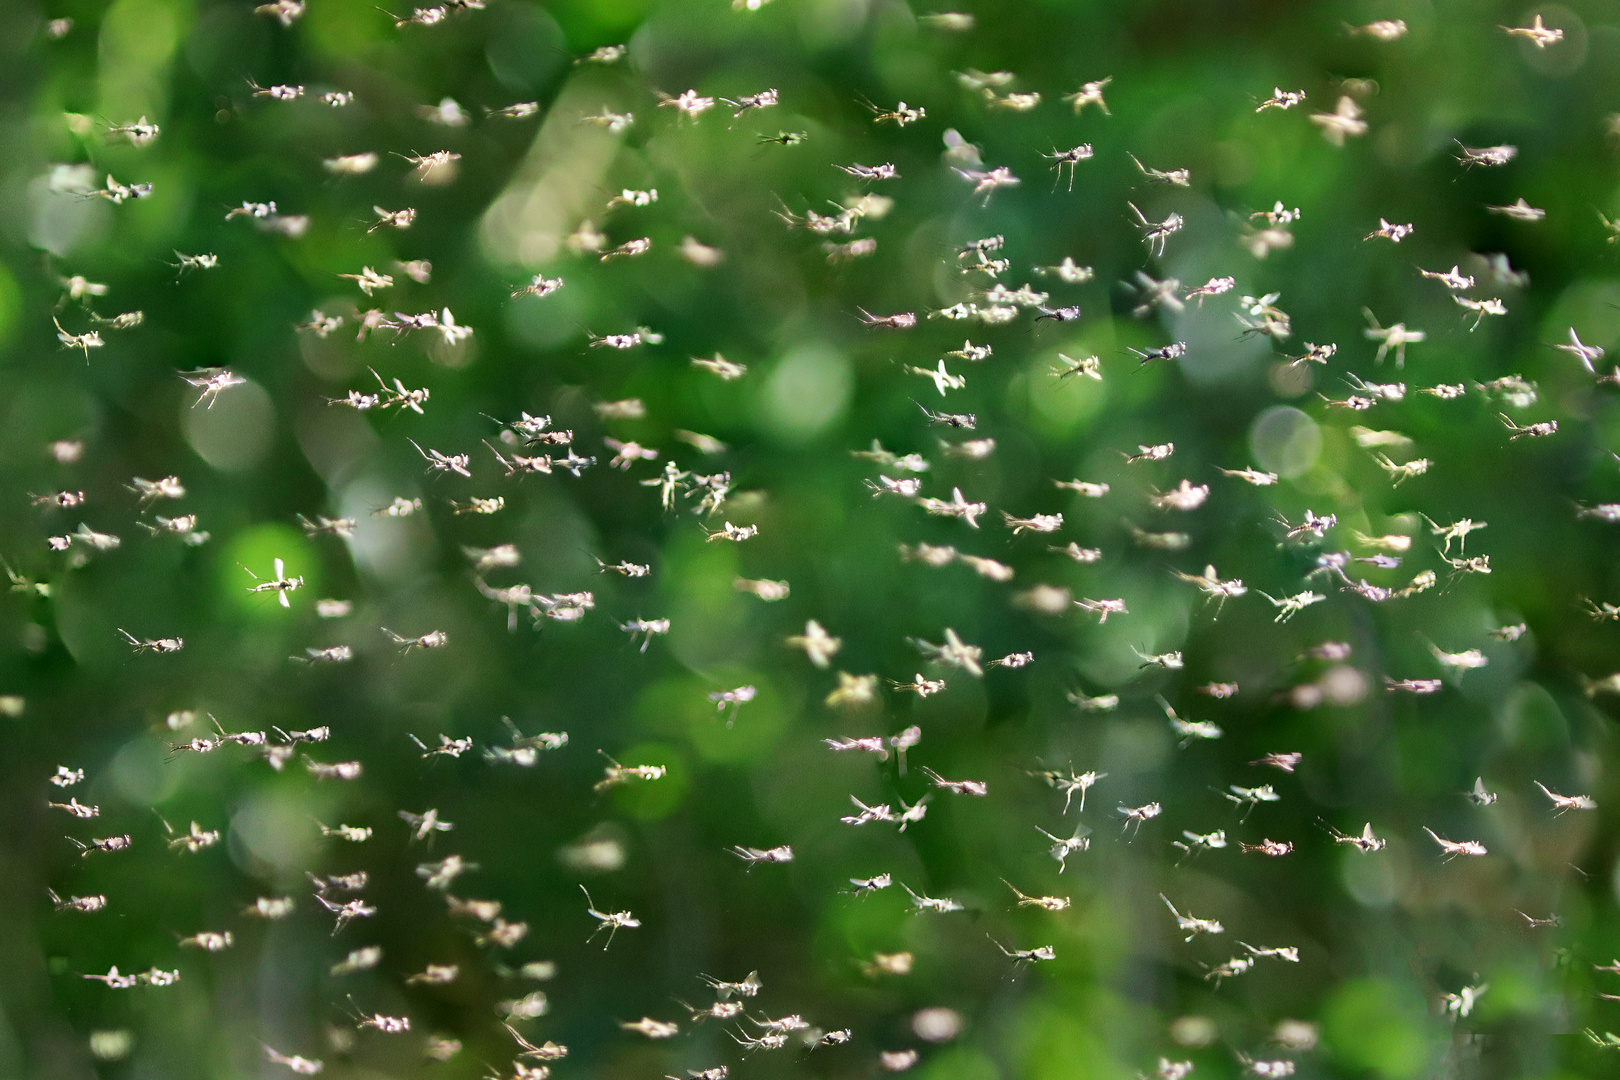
[3,0,1620,1078]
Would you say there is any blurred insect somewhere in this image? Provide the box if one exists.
[1310,95,1367,145]
[1502,14,1563,46]
[1462,777,1498,806]
[1424,828,1487,860]
[990,651,1033,669]
[1240,838,1293,856]
[901,883,963,913]
[178,930,234,951]
[1134,647,1183,670]
[86,173,153,203]
[1364,218,1414,243]
[164,818,219,852]
[1036,823,1091,871]
[1053,353,1102,380]
[247,78,303,100]
[1161,894,1224,941]
[1118,801,1162,837]
[1173,830,1227,861]
[1160,697,1222,747]
[1062,76,1111,114]
[1240,943,1301,965]
[1487,198,1546,222]
[53,318,103,361]
[594,751,666,793]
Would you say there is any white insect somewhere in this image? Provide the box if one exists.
[243,558,303,608]
[581,886,640,949]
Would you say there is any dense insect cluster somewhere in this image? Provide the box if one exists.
[7,1,1620,1078]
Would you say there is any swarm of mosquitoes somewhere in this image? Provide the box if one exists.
[18,2,1620,1077]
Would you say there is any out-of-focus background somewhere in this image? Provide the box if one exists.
[3,0,1620,1077]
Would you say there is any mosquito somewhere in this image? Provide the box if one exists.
[594,751,666,792]
[382,628,447,652]
[1502,14,1563,47]
[1161,697,1222,747]
[1161,894,1224,941]
[1500,412,1557,440]
[165,819,220,852]
[53,318,103,361]
[118,628,183,653]
[1129,342,1187,367]
[1276,509,1337,542]
[1364,218,1414,243]
[1124,441,1174,464]
[581,885,640,949]
[177,929,234,951]
[1253,589,1324,623]
[1534,781,1596,815]
[242,559,303,608]
[657,89,716,121]
[407,439,471,477]
[247,77,303,100]
[1185,275,1236,303]
[1134,646,1183,670]
[1066,690,1118,711]
[1035,824,1090,871]
[704,521,759,542]
[1118,801,1162,837]
[1074,597,1129,623]
[1322,820,1386,852]
[1256,87,1306,111]
[1063,76,1111,114]
[511,274,563,301]
[990,936,1056,964]
[1222,784,1281,822]
[1424,827,1487,860]
[1053,353,1102,381]
[348,998,408,1033]
[1218,467,1279,487]
[861,96,925,125]
[913,766,985,797]
[1362,308,1425,367]
[901,883,963,913]
[1127,153,1189,187]
[729,1030,789,1054]
[1202,954,1255,986]
[370,205,416,232]
[579,106,634,133]
[1173,829,1227,860]
[1043,144,1093,191]
[1241,943,1300,964]
[1583,597,1620,621]
[1240,838,1293,856]
[161,253,220,286]
[48,797,97,818]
